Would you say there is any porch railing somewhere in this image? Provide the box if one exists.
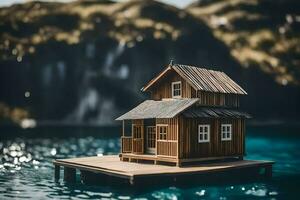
[121,136,132,153]
[157,140,177,157]
[132,138,144,154]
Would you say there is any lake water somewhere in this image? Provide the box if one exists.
[0,125,300,199]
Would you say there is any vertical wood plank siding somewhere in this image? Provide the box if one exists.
[179,117,245,159]
[197,91,239,107]
[132,119,144,154]
[151,71,195,100]
[150,71,240,107]
[121,136,132,153]
[156,118,178,157]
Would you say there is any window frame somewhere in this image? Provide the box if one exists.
[157,125,168,141]
[198,124,210,143]
[221,124,232,141]
[171,81,182,98]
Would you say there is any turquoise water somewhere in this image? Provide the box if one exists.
[0,126,300,199]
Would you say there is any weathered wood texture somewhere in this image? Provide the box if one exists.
[54,155,274,185]
[150,70,195,100]
[149,71,240,107]
[197,91,239,107]
[132,120,144,154]
[179,117,245,159]
[116,99,198,120]
[121,136,132,153]
[143,64,247,95]
[156,118,178,157]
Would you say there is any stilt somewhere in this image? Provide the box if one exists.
[265,165,272,178]
[64,167,76,182]
[54,165,60,180]
[129,177,134,186]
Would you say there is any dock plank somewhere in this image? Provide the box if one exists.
[54,155,274,180]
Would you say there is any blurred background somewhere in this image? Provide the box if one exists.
[0,0,299,130]
[1,1,300,199]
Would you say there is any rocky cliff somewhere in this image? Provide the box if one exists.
[0,0,299,126]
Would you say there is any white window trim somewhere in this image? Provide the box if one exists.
[171,81,182,98]
[198,124,210,143]
[221,124,232,141]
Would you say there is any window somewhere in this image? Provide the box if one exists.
[198,124,210,143]
[172,81,181,98]
[221,124,232,141]
[158,125,167,140]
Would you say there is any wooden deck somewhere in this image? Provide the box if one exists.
[53,155,274,185]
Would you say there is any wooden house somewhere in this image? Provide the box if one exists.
[116,63,250,166]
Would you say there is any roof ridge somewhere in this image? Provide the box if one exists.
[142,63,247,95]
[173,64,225,74]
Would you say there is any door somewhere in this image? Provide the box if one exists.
[146,126,156,154]
[132,124,144,154]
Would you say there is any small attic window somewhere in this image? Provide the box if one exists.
[172,81,181,98]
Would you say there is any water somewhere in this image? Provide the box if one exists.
[1,126,300,199]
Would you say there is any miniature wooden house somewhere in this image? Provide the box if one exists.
[116,63,250,166]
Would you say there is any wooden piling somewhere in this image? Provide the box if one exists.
[64,167,76,182]
[54,165,60,180]
[265,165,272,178]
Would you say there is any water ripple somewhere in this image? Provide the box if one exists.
[1,131,300,199]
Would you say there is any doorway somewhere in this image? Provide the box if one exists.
[132,124,144,154]
[146,126,156,154]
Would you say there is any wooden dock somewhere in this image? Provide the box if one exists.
[53,155,274,186]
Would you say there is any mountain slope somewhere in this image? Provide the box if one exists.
[187,0,300,86]
[0,0,299,126]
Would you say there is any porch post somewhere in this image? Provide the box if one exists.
[122,120,125,136]
[121,120,125,154]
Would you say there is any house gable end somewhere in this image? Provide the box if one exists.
[145,68,197,100]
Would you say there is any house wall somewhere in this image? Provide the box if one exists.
[131,119,144,154]
[150,71,196,100]
[197,91,240,107]
[156,117,179,157]
[126,118,179,157]
[149,71,240,107]
[178,117,245,159]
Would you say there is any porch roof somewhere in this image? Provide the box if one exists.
[116,98,199,120]
[182,107,251,119]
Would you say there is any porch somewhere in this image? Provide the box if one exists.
[120,153,178,165]
[116,99,198,165]
[120,118,179,162]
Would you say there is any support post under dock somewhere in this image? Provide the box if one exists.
[53,155,275,186]
[64,167,76,182]
[265,165,273,178]
[54,165,60,181]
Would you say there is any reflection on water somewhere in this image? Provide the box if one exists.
[1,126,300,199]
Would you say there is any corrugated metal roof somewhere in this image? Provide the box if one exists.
[183,107,251,118]
[142,64,247,95]
[116,99,199,120]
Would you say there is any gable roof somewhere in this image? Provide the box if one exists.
[116,99,199,120]
[142,64,247,95]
